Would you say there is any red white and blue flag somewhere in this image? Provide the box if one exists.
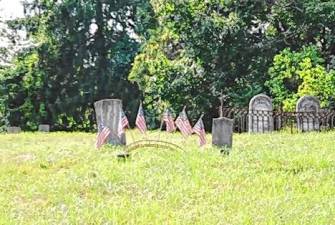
[136,102,147,134]
[193,115,206,147]
[118,110,129,137]
[175,107,193,137]
[163,109,176,132]
[96,124,111,149]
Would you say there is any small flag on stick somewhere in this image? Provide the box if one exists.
[162,108,176,132]
[175,106,193,137]
[96,124,111,149]
[118,110,129,137]
[136,102,147,134]
[193,114,206,147]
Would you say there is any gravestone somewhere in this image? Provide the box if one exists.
[38,124,50,132]
[94,99,126,145]
[248,94,274,133]
[7,126,21,133]
[212,117,233,149]
[296,96,320,132]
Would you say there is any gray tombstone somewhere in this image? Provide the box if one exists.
[94,99,126,145]
[296,96,320,132]
[248,94,274,133]
[38,124,50,132]
[212,117,233,148]
[7,126,21,133]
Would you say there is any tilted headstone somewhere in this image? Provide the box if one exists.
[7,126,21,134]
[296,96,320,132]
[248,94,274,133]
[38,124,50,132]
[94,99,126,145]
[212,117,233,149]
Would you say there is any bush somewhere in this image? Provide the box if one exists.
[266,46,335,111]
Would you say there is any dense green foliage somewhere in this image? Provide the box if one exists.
[1,0,335,130]
[130,0,272,121]
[1,131,335,224]
[130,0,335,121]
[0,0,155,130]
[267,46,335,111]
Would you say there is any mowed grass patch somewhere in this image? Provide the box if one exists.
[0,131,334,224]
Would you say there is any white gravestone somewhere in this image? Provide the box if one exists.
[38,124,50,132]
[94,99,126,145]
[248,94,274,133]
[7,126,21,134]
[296,96,320,132]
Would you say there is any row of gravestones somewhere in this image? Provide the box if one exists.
[4,95,320,150]
[6,124,50,133]
[94,99,235,148]
[249,94,321,133]
[4,99,234,149]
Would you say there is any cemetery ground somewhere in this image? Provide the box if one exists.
[0,131,334,225]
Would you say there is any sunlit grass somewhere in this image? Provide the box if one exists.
[0,131,334,224]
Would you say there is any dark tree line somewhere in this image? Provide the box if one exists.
[0,0,334,130]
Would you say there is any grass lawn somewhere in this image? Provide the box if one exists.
[0,131,334,224]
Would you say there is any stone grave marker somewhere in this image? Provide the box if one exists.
[7,126,21,133]
[38,124,50,132]
[212,117,233,149]
[296,96,320,132]
[94,99,126,145]
[248,94,274,133]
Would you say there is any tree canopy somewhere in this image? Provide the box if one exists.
[0,0,155,130]
[0,0,334,130]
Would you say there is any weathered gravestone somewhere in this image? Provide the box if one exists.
[248,94,274,133]
[212,117,233,149]
[7,126,21,133]
[94,99,126,145]
[38,124,50,132]
[296,96,320,132]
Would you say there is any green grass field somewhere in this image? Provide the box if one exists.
[0,131,334,225]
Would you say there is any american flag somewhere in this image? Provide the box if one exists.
[175,107,193,137]
[163,109,176,132]
[96,124,111,149]
[118,110,129,137]
[193,116,206,146]
[136,102,147,134]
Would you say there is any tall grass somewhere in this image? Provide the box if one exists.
[0,131,334,224]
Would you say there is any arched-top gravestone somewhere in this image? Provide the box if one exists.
[248,94,274,133]
[296,96,320,132]
[94,99,126,145]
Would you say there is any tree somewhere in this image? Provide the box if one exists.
[130,0,273,126]
[0,0,156,130]
[266,46,335,111]
[2,0,335,130]
[266,0,335,68]
[130,0,335,126]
